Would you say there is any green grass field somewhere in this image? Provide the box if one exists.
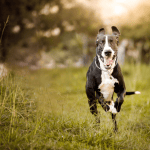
[0,63,150,150]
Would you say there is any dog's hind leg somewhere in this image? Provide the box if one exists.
[112,114,118,132]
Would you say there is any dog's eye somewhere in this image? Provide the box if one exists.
[100,40,105,44]
[110,39,113,43]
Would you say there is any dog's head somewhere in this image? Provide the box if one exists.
[96,26,120,69]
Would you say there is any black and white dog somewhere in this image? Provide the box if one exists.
[86,26,140,131]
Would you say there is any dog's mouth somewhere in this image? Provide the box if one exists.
[104,55,116,69]
[104,58,114,69]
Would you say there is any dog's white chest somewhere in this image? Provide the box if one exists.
[98,71,118,101]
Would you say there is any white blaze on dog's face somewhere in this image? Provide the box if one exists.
[96,26,120,70]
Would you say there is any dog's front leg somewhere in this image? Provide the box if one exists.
[86,87,100,123]
[86,87,98,115]
[115,89,126,112]
[98,94,110,112]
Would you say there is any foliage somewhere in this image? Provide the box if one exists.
[0,64,150,149]
[120,2,150,41]
[0,0,103,65]
[119,2,150,64]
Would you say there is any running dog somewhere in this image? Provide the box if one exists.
[86,26,140,131]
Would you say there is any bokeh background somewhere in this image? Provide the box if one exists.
[1,1,150,149]
[0,0,150,72]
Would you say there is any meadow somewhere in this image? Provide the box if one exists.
[0,63,150,150]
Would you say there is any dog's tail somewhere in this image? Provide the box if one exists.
[126,91,141,95]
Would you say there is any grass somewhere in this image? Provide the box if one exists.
[0,63,150,150]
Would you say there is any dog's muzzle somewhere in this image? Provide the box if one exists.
[100,49,116,69]
[104,55,116,69]
[104,50,112,57]
[96,53,117,70]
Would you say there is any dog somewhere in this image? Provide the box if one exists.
[86,26,140,131]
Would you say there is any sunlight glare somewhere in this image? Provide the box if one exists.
[114,5,126,16]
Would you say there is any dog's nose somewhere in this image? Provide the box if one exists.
[105,50,112,56]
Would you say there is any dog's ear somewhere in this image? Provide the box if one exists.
[111,26,120,36]
[98,28,105,35]
[112,26,120,45]
[96,28,105,46]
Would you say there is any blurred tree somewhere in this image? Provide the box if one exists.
[0,0,50,63]
[120,2,150,64]
[0,0,103,67]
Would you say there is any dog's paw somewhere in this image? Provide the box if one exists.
[111,107,118,114]
[108,106,117,114]
[108,101,118,114]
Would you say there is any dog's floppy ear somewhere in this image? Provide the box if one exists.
[98,28,105,35]
[111,26,120,36]
[112,26,120,45]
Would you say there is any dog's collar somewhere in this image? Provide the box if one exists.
[95,54,118,78]
[100,54,104,62]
